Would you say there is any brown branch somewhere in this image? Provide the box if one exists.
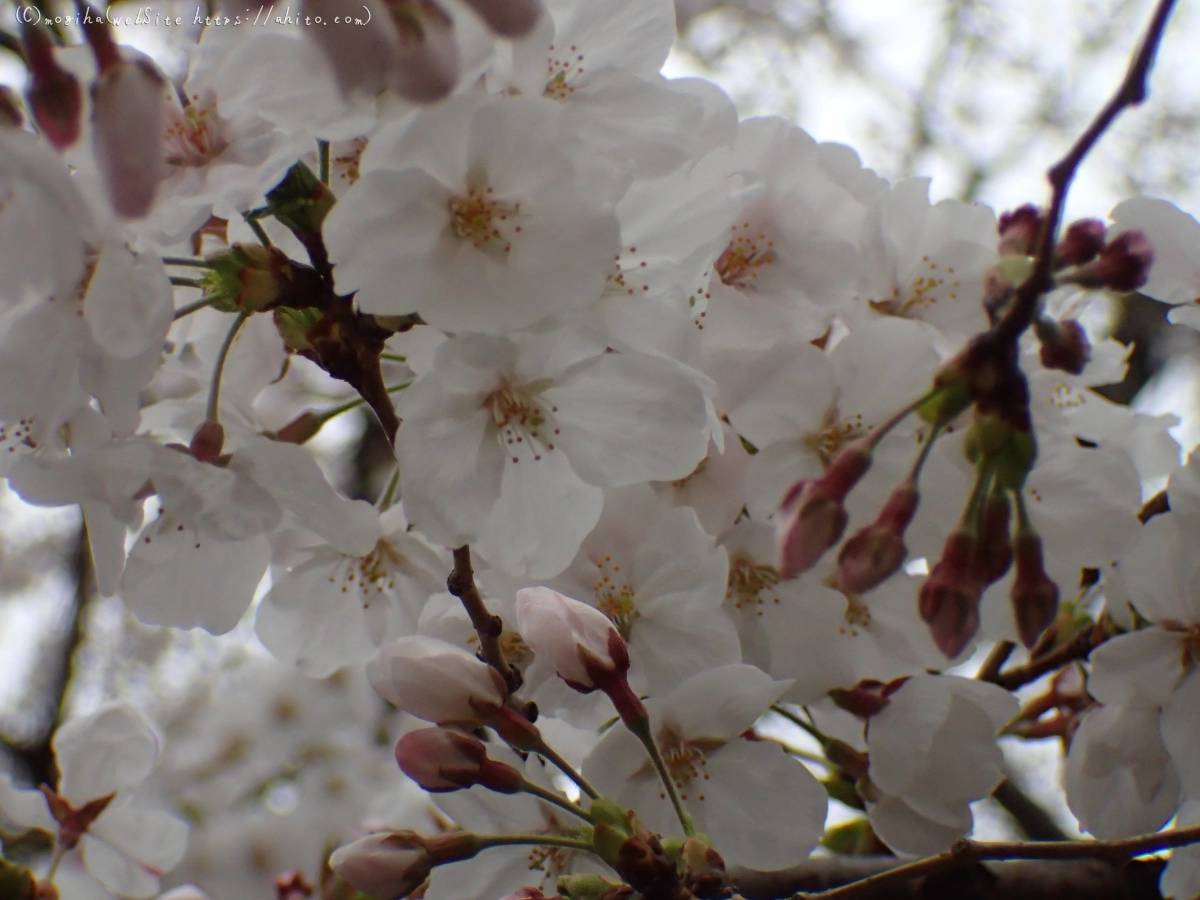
[985,623,1106,692]
[976,640,1016,684]
[991,777,1071,843]
[731,857,1166,900]
[790,823,1200,900]
[446,545,520,693]
[995,0,1177,342]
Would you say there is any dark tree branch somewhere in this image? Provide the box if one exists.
[991,777,1071,843]
[984,623,1107,692]
[731,857,1166,900]
[996,0,1178,341]
[446,546,520,693]
[2,524,91,788]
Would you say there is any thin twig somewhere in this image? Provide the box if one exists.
[173,297,217,320]
[446,546,519,692]
[800,824,1200,900]
[996,0,1177,341]
[976,640,1016,684]
[986,624,1106,692]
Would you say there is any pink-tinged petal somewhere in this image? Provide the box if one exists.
[1162,670,1200,800]
[89,805,189,872]
[460,0,542,37]
[91,58,167,218]
[388,1,460,104]
[54,704,159,808]
[79,832,161,898]
[83,241,173,359]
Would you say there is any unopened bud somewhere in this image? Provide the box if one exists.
[459,0,543,36]
[367,636,508,727]
[775,442,872,579]
[91,57,167,218]
[837,482,918,593]
[387,1,461,103]
[189,419,225,463]
[976,492,1013,586]
[329,832,433,900]
[1064,230,1153,293]
[204,244,295,313]
[998,204,1042,256]
[394,727,522,793]
[22,25,81,150]
[919,530,982,659]
[1055,218,1106,267]
[514,587,626,690]
[265,162,336,239]
[1011,533,1059,648]
[1035,317,1091,376]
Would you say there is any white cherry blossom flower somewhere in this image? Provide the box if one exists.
[396,327,711,577]
[327,95,622,334]
[864,674,1017,857]
[0,704,188,899]
[584,665,826,869]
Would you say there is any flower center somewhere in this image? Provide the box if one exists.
[448,186,521,260]
[329,540,403,610]
[867,256,960,318]
[805,411,866,468]
[165,93,229,168]
[726,555,781,617]
[484,380,559,464]
[657,727,713,802]
[591,555,638,639]
[544,43,585,99]
[715,223,775,287]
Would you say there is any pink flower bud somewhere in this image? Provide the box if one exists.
[303,0,399,95]
[459,0,543,36]
[513,586,647,732]
[189,420,225,464]
[1010,533,1059,648]
[273,871,313,900]
[998,204,1042,256]
[91,58,167,218]
[22,25,81,150]
[1065,230,1153,292]
[976,493,1013,585]
[775,440,873,579]
[1055,218,1106,266]
[387,0,461,103]
[514,587,627,690]
[367,636,508,726]
[1035,318,1091,376]
[837,482,919,593]
[394,727,522,793]
[329,833,433,899]
[918,530,982,659]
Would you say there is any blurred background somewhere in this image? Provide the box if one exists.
[0,0,1198,844]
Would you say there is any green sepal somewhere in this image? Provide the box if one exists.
[266,161,336,237]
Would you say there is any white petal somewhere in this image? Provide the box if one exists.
[79,832,161,898]
[120,517,269,634]
[90,805,188,872]
[83,242,173,359]
[54,704,159,807]
[1162,671,1200,799]
[0,774,55,832]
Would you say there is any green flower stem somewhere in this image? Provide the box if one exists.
[173,297,218,320]
[244,212,273,248]
[161,256,215,269]
[476,833,594,854]
[318,139,331,184]
[207,312,249,423]
[518,779,596,824]
[531,738,600,801]
[169,277,205,289]
[628,718,695,837]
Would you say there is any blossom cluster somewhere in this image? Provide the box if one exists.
[1,0,1200,898]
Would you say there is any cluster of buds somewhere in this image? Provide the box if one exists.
[992,205,1153,375]
[201,244,299,314]
[304,0,543,104]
